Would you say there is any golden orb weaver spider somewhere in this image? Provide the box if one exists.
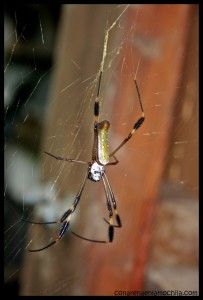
[23,70,145,252]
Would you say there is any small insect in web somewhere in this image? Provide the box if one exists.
[23,71,145,252]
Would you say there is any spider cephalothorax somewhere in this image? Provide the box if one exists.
[88,162,105,182]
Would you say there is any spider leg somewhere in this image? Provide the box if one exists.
[109,79,145,157]
[102,176,114,242]
[94,71,102,123]
[28,171,88,252]
[104,173,121,226]
[28,221,69,252]
[103,173,122,228]
[103,218,121,228]
[44,151,89,165]
[28,240,58,252]
[70,230,107,243]
[66,168,111,244]
[21,217,58,225]
[106,155,119,166]
[61,170,88,221]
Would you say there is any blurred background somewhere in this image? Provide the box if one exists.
[4,4,198,296]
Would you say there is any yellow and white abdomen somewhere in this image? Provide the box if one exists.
[97,120,110,165]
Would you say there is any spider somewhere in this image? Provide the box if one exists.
[24,71,145,252]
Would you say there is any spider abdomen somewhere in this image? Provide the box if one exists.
[97,120,110,165]
[88,162,105,182]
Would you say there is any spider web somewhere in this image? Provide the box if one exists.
[4,4,198,296]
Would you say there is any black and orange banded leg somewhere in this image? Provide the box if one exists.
[27,172,88,252]
[28,222,68,252]
[103,173,122,228]
[110,79,145,157]
[102,176,115,242]
[94,71,102,123]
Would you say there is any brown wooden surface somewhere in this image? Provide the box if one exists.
[163,5,198,194]
[145,6,198,293]
[20,5,197,295]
